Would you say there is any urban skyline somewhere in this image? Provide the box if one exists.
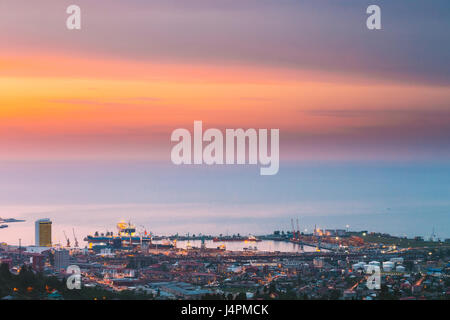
[0,0,449,302]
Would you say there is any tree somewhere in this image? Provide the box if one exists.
[235,292,247,300]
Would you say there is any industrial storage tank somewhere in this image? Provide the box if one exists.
[352,262,365,271]
[390,257,404,264]
[396,265,406,272]
[352,263,361,271]
[369,261,380,266]
[383,261,395,271]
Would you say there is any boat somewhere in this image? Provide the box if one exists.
[84,220,173,250]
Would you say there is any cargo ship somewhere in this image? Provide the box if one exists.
[84,221,174,250]
[213,235,261,242]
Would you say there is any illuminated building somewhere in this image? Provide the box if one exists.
[35,219,52,247]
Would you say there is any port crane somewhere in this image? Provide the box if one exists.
[72,228,79,248]
[63,230,71,248]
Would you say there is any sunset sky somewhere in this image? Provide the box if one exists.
[0,1,449,243]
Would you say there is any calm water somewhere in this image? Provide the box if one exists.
[153,239,320,253]
[1,163,449,247]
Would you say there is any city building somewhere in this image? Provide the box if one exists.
[313,257,324,268]
[35,219,52,247]
[55,249,70,271]
[149,282,212,299]
[28,253,45,272]
[325,229,347,237]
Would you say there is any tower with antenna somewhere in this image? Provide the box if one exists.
[291,218,296,242]
[430,227,437,242]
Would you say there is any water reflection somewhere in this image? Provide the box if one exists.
[154,239,322,253]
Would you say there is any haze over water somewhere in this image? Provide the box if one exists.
[1,162,449,246]
[1,1,449,246]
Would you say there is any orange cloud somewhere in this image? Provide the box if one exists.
[1,50,450,161]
